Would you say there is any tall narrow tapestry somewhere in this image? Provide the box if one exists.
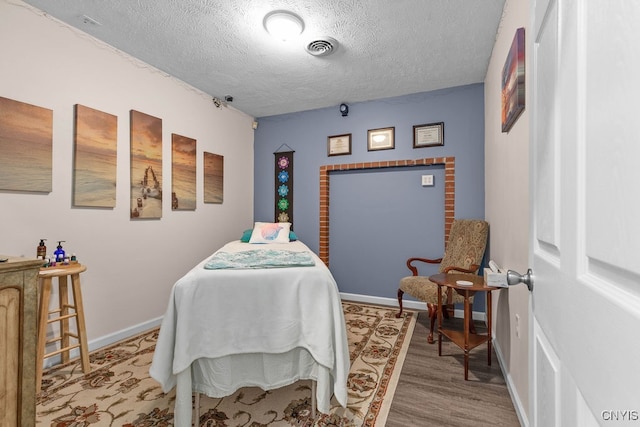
[274,150,294,227]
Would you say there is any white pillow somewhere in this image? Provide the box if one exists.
[248,222,291,244]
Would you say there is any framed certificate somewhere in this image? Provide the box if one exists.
[367,127,395,151]
[413,122,444,148]
[327,133,352,156]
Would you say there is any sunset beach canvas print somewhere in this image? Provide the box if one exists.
[0,96,52,192]
[73,104,118,207]
[130,110,163,219]
[501,27,526,133]
[171,133,196,210]
[204,151,223,204]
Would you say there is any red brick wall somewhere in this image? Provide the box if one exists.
[319,157,455,266]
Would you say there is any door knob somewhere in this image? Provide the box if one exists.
[506,269,534,292]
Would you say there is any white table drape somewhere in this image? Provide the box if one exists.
[149,240,350,426]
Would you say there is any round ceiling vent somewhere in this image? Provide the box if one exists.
[305,37,339,57]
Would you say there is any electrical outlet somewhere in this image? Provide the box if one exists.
[515,314,520,338]
[421,175,434,186]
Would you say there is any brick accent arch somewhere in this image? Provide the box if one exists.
[319,157,455,266]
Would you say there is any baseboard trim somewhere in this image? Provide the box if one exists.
[339,292,487,322]
[493,337,530,427]
[43,316,163,369]
[89,316,164,351]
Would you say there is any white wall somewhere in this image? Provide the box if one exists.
[484,0,531,424]
[0,1,254,348]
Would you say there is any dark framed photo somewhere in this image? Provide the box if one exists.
[367,127,395,151]
[327,133,352,156]
[413,122,444,148]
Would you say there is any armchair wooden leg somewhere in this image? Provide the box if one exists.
[396,289,404,318]
[427,303,437,344]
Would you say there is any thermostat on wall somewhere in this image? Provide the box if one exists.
[421,175,434,186]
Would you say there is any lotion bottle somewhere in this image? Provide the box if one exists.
[37,239,47,258]
[54,241,66,263]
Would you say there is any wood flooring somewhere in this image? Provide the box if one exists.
[385,311,521,427]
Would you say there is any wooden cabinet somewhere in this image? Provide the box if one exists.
[0,256,42,427]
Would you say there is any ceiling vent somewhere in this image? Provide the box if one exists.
[305,37,339,57]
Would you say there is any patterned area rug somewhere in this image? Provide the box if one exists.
[36,301,416,426]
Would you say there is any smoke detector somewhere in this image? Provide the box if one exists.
[305,37,339,57]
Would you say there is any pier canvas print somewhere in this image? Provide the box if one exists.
[130,110,163,219]
[171,133,197,210]
[73,104,118,207]
[0,96,52,192]
[204,152,223,204]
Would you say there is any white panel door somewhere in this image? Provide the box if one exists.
[530,0,640,426]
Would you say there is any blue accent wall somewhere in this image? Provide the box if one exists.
[254,84,485,301]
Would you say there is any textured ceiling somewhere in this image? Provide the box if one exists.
[22,0,506,118]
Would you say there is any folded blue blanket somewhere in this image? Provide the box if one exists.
[204,249,315,270]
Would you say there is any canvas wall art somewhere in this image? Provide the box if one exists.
[130,110,163,219]
[203,152,223,204]
[0,96,53,192]
[171,133,197,210]
[501,27,526,133]
[73,104,118,207]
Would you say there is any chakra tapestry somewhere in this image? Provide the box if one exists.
[274,149,294,226]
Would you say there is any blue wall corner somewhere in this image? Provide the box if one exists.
[253,84,485,302]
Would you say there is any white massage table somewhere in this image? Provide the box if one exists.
[149,240,350,426]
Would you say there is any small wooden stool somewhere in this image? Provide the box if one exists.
[36,263,90,393]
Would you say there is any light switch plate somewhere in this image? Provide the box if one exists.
[421,175,434,186]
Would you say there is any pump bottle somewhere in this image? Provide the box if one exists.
[37,239,47,258]
[54,241,66,263]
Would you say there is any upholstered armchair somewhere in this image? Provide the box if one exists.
[396,219,489,344]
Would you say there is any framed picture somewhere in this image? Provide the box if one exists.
[327,133,351,156]
[501,27,526,133]
[413,122,444,148]
[367,127,395,151]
